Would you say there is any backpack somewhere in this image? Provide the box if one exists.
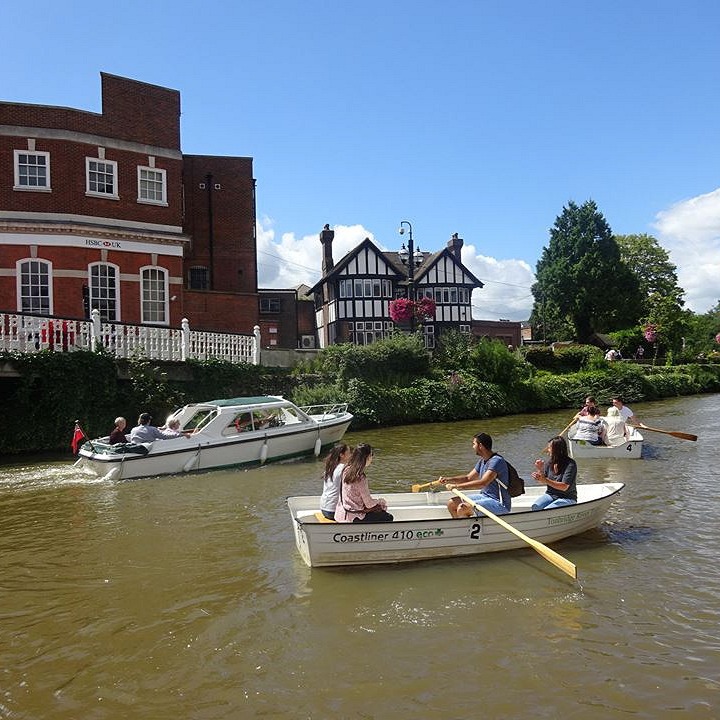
[494,454,525,497]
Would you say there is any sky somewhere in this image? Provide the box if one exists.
[3,0,720,321]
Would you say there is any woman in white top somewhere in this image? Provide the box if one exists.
[603,406,628,446]
[319,443,351,520]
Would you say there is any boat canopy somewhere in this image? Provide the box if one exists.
[201,396,284,407]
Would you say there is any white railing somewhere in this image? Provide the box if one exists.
[0,310,260,365]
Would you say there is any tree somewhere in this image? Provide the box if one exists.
[615,234,688,356]
[614,234,685,316]
[683,301,720,358]
[530,201,642,342]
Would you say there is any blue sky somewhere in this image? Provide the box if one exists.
[3,0,720,320]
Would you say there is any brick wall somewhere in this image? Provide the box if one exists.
[182,155,257,294]
[0,73,180,148]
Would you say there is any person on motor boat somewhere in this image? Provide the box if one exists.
[129,413,169,443]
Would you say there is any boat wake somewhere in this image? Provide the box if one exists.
[0,460,105,492]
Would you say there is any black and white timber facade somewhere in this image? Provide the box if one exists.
[309,225,483,349]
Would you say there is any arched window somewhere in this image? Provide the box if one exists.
[140,266,168,324]
[17,258,52,315]
[89,262,120,321]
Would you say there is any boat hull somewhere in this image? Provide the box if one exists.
[568,427,643,459]
[288,483,624,567]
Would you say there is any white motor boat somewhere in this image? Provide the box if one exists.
[76,396,352,480]
[287,482,624,568]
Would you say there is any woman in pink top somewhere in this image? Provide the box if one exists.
[335,443,393,523]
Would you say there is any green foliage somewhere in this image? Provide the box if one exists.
[521,344,602,373]
[342,375,515,428]
[615,234,685,317]
[466,338,531,385]
[433,330,478,371]
[531,200,643,341]
[521,346,557,371]
[0,352,293,455]
[0,350,122,453]
[305,333,431,385]
[608,328,643,358]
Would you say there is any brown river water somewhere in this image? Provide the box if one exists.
[1,394,719,719]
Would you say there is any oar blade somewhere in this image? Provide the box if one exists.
[669,431,698,441]
[453,489,577,581]
[527,539,577,579]
[640,423,698,442]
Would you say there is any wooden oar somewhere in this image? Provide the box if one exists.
[452,488,577,580]
[558,416,578,438]
[411,479,443,493]
[639,423,697,442]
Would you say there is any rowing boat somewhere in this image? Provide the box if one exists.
[568,425,643,459]
[287,482,624,567]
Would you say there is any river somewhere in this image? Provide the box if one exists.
[1,394,718,719]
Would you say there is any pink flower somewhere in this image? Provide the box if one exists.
[389,297,437,324]
[389,298,415,323]
[715,332,720,344]
[644,324,658,343]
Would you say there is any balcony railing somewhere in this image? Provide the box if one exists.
[0,310,260,365]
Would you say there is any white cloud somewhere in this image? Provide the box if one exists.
[654,188,720,314]
[256,219,376,289]
[256,218,536,320]
[461,245,535,321]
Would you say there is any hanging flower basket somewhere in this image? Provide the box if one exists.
[715,332,720,344]
[643,324,658,344]
[389,298,437,325]
[389,298,415,323]
[414,297,436,322]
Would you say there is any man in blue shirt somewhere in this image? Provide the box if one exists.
[129,413,167,444]
[438,432,511,518]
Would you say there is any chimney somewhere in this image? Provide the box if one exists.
[447,232,464,260]
[320,224,335,275]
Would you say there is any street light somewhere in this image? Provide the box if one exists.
[398,220,423,330]
[398,221,423,299]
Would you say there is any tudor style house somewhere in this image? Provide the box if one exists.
[309,225,483,349]
[0,73,259,335]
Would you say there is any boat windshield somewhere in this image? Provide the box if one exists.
[183,408,216,432]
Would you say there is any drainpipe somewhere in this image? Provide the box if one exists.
[206,173,215,290]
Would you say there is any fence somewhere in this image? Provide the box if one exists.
[0,310,260,365]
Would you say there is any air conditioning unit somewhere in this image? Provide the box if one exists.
[301,335,316,349]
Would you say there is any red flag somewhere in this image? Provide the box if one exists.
[71,424,85,455]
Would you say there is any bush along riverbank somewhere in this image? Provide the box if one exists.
[2,334,719,455]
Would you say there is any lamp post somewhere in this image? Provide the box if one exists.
[398,220,422,330]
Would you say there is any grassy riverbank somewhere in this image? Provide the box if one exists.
[2,336,719,455]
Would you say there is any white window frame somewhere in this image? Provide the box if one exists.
[140,266,169,325]
[17,258,53,315]
[14,150,51,191]
[137,166,167,205]
[86,157,119,199]
[88,262,121,322]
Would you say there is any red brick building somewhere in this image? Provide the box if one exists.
[0,73,258,333]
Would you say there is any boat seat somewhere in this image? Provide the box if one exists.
[313,511,336,523]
